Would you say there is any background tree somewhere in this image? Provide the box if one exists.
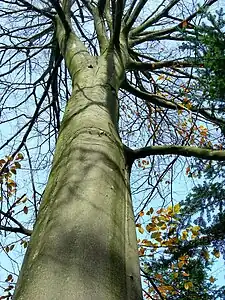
[138,203,225,299]
[137,10,225,298]
[0,0,225,299]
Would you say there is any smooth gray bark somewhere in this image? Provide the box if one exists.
[13,50,142,299]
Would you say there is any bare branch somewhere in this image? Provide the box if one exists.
[129,145,225,162]
[129,0,219,46]
[131,0,180,36]
[17,0,54,19]
[122,79,178,109]
[50,0,71,34]
[0,210,32,236]
[0,225,32,236]
[125,0,148,32]
[127,58,197,71]
[112,0,125,48]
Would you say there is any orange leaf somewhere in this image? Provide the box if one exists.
[213,249,220,258]
[178,261,185,269]
[155,273,163,280]
[209,276,216,283]
[0,159,6,165]
[186,166,190,175]
[179,255,189,261]
[5,274,13,282]
[139,211,144,217]
[138,247,145,256]
[142,239,153,247]
[181,20,188,28]
[156,208,163,214]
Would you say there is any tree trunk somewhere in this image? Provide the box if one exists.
[13,51,142,299]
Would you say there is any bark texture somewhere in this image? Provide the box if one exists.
[13,42,142,299]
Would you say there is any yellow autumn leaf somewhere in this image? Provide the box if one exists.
[202,250,209,261]
[164,285,174,291]
[199,125,206,130]
[174,203,180,213]
[16,153,24,160]
[138,226,144,234]
[181,230,188,240]
[151,232,161,239]
[160,223,167,230]
[160,241,168,247]
[152,216,159,224]
[142,239,152,247]
[185,102,192,109]
[158,215,170,222]
[191,225,201,236]
[167,206,173,215]
[191,225,200,231]
[146,224,158,232]
[158,74,165,80]
[155,237,162,243]
[184,281,193,290]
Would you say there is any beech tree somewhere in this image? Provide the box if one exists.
[0,0,225,299]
